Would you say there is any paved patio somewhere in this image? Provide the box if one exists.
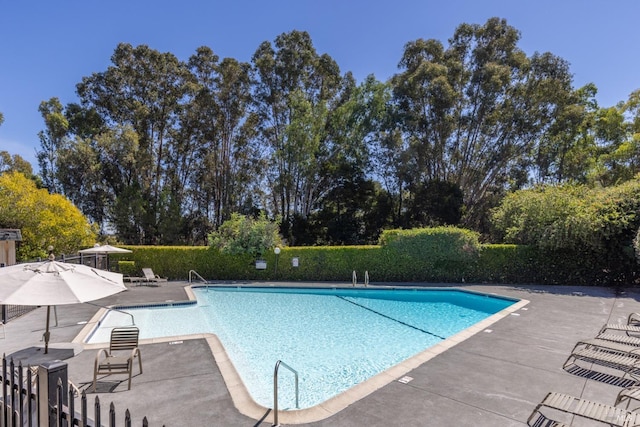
[3,281,639,426]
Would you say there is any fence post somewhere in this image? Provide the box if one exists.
[109,402,116,427]
[38,360,69,427]
[1,304,5,323]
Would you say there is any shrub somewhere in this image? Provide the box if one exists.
[378,227,481,282]
[116,226,639,285]
[117,260,137,276]
[0,171,96,260]
[491,180,640,284]
[491,180,640,253]
[634,227,640,263]
[208,213,282,259]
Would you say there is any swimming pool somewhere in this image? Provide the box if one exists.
[85,286,521,413]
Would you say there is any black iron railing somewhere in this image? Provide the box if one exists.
[1,355,159,427]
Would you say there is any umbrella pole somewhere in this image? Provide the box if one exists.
[44,305,51,354]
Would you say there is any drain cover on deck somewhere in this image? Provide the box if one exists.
[398,376,413,384]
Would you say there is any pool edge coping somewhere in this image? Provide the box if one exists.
[74,284,529,425]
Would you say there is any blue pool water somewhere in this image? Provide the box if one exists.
[87,287,516,409]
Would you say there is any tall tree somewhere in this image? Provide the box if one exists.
[76,43,191,243]
[307,75,394,244]
[588,90,640,186]
[389,18,577,228]
[0,151,35,178]
[184,47,258,237]
[55,135,109,229]
[37,97,69,192]
[530,83,599,184]
[251,30,344,228]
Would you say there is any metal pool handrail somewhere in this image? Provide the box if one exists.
[188,269,208,284]
[273,360,299,426]
[352,270,369,286]
[86,302,135,325]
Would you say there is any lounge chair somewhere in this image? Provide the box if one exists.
[600,313,640,336]
[573,338,640,354]
[598,332,640,347]
[142,268,167,284]
[616,386,640,411]
[124,268,166,286]
[527,391,640,426]
[123,274,144,284]
[563,338,640,382]
[93,326,142,391]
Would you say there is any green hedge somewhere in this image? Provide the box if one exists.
[108,227,638,286]
[117,260,137,276]
[378,227,481,282]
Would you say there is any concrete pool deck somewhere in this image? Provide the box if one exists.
[3,281,640,426]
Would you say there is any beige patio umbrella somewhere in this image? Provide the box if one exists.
[0,255,126,353]
[79,244,132,270]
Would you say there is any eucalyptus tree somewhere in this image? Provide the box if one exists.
[0,118,31,186]
[37,97,69,193]
[183,47,258,238]
[36,99,105,227]
[0,151,34,177]
[55,136,105,226]
[530,83,599,185]
[309,75,395,244]
[389,17,577,228]
[76,43,192,243]
[251,30,345,229]
[588,90,640,186]
[0,118,27,184]
[328,75,390,183]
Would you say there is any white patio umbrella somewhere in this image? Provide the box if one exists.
[79,244,132,270]
[78,244,132,255]
[0,256,126,353]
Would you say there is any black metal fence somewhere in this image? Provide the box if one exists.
[1,305,37,324]
[51,254,106,270]
[1,355,157,427]
[1,356,35,427]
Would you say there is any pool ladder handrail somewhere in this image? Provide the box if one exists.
[188,269,209,284]
[272,360,299,427]
[86,302,135,326]
[352,270,369,287]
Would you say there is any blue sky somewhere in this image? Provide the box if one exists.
[1,0,639,169]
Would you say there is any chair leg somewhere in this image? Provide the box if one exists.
[128,356,139,390]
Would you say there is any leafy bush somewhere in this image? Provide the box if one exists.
[117,225,639,286]
[490,184,592,250]
[491,179,640,253]
[634,227,640,263]
[0,171,97,260]
[490,179,640,284]
[379,227,480,259]
[117,260,137,276]
[208,213,282,259]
